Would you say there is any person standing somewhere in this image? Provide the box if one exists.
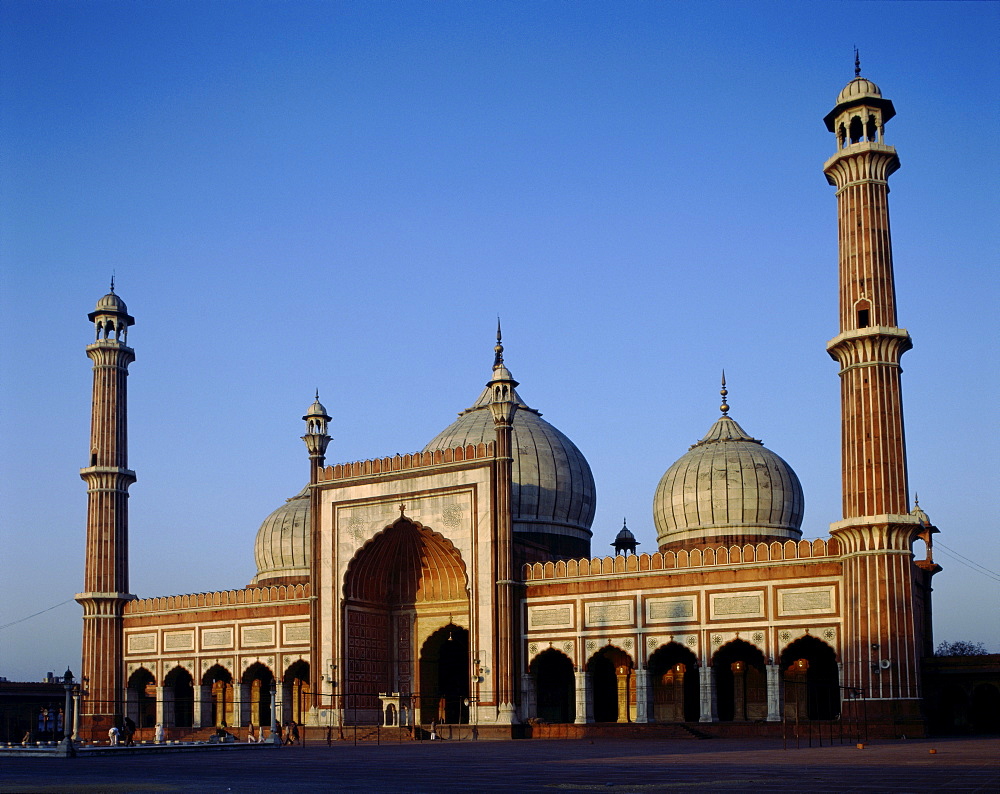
[154,723,165,744]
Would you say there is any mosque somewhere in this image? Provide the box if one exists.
[75,68,941,740]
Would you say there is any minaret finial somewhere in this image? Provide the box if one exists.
[720,370,729,415]
[494,316,504,368]
[914,492,919,507]
[110,272,116,294]
[315,388,320,401]
[854,46,861,78]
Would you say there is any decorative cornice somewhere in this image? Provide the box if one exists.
[823,143,899,189]
[826,326,912,369]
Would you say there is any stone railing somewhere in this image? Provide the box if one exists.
[318,443,495,481]
[523,538,840,581]
[126,583,310,613]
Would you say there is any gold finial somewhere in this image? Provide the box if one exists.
[720,370,729,415]
[494,316,504,368]
[854,46,861,78]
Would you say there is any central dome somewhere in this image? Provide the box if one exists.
[653,408,804,550]
[424,334,595,559]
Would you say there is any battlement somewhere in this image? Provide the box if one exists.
[318,442,496,481]
[126,583,310,613]
[523,537,840,581]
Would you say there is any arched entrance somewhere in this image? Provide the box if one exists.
[419,624,470,724]
[780,636,840,720]
[242,663,275,729]
[529,649,575,723]
[587,646,633,723]
[126,668,156,729]
[163,667,194,728]
[343,517,470,721]
[648,642,699,723]
[202,665,234,728]
[713,640,766,721]
[283,660,311,725]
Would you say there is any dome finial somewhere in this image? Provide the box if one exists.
[110,272,116,294]
[720,370,729,416]
[854,46,861,78]
[494,316,504,369]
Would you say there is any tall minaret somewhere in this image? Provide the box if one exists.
[76,283,137,735]
[823,61,928,724]
[487,322,519,724]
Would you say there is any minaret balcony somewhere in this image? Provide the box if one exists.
[826,326,912,369]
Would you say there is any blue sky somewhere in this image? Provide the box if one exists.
[1,1,997,681]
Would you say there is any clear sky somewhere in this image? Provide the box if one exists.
[1,1,997,681]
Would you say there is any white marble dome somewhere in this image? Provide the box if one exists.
[653,413,804,549]
[425,360,596,558]
[836,76,882,105]
[252,486,310,585]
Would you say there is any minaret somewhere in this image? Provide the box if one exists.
[76,282,137,735]
[302,390,331,707]
[823,61,930,727]
[487,321,519,724]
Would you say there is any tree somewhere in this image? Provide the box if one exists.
[935,640,989,657]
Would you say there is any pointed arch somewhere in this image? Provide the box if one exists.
[163,666,195,728]
[780,636,840,720]
[648,642,699,723]
[712,639,766,721]
[202,664,234,728]
[529,648,575,723]
[586,645,634,723]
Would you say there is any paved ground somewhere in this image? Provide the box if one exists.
[0,736,997,793]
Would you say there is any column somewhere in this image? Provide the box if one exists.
[574,670,593,724]
[193,685,211,728]
[616,668,630,723]
[766,665,782,722]
[233,683,248,729]
[699,666,717,723]
[634,668,650,724]
[157,686,174,728]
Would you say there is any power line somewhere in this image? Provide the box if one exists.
[934,542,1000,583]
[0,599,75,632]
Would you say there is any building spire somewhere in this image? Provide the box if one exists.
[110,272,116,294]
[720,370,730,416]
[854,46,861,78]
[494,316,504,369]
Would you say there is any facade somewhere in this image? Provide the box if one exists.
[75,71,942,739]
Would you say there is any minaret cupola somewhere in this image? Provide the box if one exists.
[824,51,897,151]
[88,278,135,343]
[302,390,332,472]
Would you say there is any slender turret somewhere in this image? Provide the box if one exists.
[823,63,932,731]
[76,282,137,736]
[488,321,519,723]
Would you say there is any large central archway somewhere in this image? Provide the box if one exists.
[342,517,470,719]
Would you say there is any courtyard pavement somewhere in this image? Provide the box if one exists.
[0,735,996,793]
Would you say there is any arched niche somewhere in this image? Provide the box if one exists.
[780,636,840,720]
[712,639,766,722]
[529,648,575,724]
[586,645,633,723]
[648,642,700,723]
[342,517,470,716]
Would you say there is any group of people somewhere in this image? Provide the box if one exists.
[108,717,149,746]
[107,719,166,746]
[244,720,300,744]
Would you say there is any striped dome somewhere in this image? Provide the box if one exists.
[252,487,311,585]
[653,414,803,549]
[425,379,595,558]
